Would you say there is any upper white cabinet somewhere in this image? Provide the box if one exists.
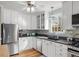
[72,1,79,14]
[62,1,73,29]
[62,1,79,29]
[37,13,45,29]
[72,1,78,14]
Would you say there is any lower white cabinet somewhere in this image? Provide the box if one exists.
[50,42,56,57]
[19,37,33,52]
[42,40,68,57]
[36,38,42,52]
[31,37,37,49]
[55,43,68,57]
[7,42,19,55]
[42,40,56,57]
[42,40,48,56]
[19,37,68,57]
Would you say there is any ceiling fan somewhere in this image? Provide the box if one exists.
[18,1,37,12]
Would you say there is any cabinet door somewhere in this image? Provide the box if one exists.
[73,1,79,14]
[19,38,28,51]
[47,41,52,57]
[55,43,63,57]
[73,1,78,14]
[37,15,41,29]
[19,37,32,52]
[63,1,72,29]
[3,8,11,24]
[36,39,42,52]
[32,37,37,49]
[51,42,56,57]
[42,40,48,56]
[26,37,33,49]
[77,2,79,14]
[47,41,56,57]
[13,42,19,54]
[41,14,45,29]
[55,43,68,57]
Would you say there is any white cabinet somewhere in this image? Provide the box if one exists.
[72,1,79,14]
[63,1,73,29]
[42,40,56,57]
[50,42,56,57]
[19,37,33,52]
[72,1,78,14]
[55,43,68,57]
[37,13,45,29]
[42,40,48,56]
[31,37,37,49]
[36,38,42,52]
[47,41,53,57]
[42,40,68,57]
[13,42,19,54]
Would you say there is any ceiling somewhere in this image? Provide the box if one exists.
[0,1,63,14]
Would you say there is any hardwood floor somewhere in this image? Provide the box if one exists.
[17,48,43,57]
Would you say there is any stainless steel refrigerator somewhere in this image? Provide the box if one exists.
[1,24,19,55]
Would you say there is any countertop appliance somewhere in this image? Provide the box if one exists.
[72,14,79,26]
[1,24,19,55]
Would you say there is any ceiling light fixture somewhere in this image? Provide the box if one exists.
[26,1,35,12]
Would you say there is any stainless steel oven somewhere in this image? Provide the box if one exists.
[68,48,79,57]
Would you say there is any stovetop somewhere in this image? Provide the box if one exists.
[71,42,79,48]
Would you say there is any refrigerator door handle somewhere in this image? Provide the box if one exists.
[3,26,5,44]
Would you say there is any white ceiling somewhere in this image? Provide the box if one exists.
[0,1,63,13]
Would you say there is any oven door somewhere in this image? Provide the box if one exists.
[68,52,79,57]
[68,48,79,57]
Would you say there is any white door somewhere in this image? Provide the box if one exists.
[25,37,33,49]
[19,37,32,52]
[51,42,56,57]
[31,37,37,49]
[55,43,68,57]
[63,1,72,29]
[42,40,48,56]
[36,39,42,52]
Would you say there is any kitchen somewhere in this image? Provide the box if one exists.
[0,1,79,57]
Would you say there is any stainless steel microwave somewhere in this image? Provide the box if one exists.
[72,14,79,26]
